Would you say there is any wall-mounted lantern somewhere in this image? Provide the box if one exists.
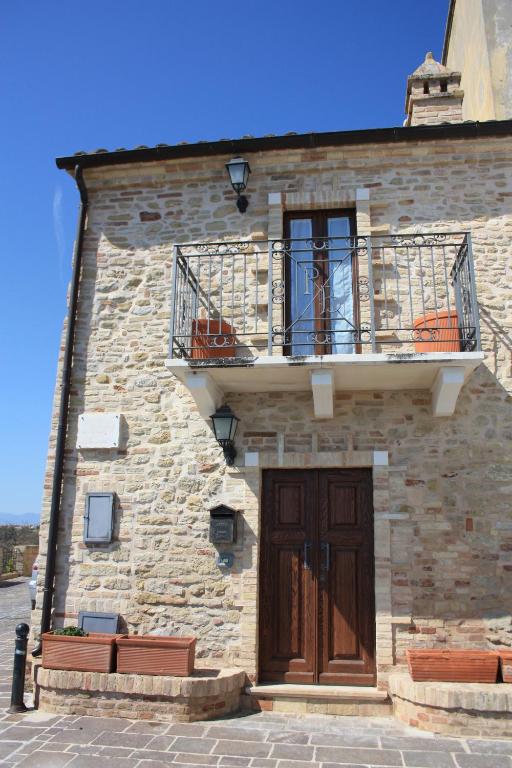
[210,404,239,465]
[225,156,251,213]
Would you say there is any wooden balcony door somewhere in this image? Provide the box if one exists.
[259,469,376,685]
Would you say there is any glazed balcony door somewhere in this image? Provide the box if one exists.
[285,210,357,355]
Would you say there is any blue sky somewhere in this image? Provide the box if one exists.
[0,0,449,522]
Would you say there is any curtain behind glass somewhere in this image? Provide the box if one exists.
[328,217,354,354]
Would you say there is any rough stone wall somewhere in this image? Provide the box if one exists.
[35,136,512,680]
[232,377,512,663]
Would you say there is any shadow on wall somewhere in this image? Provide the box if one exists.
[479,304,512,380]
[402,361,512,651]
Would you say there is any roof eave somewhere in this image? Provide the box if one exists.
[55,120,512,172]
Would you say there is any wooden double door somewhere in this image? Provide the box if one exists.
[259,469,376,685]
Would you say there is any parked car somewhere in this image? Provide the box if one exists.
[28,560,38,610]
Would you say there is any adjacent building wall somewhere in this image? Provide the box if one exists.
[35,136,512,686]
[444,0,512,120]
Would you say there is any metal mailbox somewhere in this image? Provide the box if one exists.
[209,504,238,544]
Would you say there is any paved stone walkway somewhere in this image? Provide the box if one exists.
[1,579,511,767]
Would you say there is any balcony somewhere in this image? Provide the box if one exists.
[165,233,483,418]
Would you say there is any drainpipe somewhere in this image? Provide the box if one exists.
[32,165,88,655]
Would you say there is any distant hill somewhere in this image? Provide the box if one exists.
[0,514,40,526]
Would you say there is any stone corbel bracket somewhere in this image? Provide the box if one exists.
[430,366,465,417]
[182,372,223,419]
[311,369,334,419]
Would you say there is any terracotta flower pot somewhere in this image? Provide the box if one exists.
[191,319,235,359]
[413,310,460,353]
[42,632,123,673]
[116,635,196,676]
[499,651,512,683]
[407,649,499,683]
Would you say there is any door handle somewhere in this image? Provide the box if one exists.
[321,542,330,572]
[303,542,312,570]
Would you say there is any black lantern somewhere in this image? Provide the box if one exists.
[210,404,240,465]
[225,157,251,213]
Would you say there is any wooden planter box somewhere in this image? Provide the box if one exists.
[407,649,499,683]
[413,310,460,353]
[42,632,122,673]
[499,651,512,683]
[116,635,196,676]
[191,319,235,359]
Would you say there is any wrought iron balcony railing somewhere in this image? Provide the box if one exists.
[169,233,480,360]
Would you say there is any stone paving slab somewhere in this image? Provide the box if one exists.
[402,751,456,767]
[1,579,512,767]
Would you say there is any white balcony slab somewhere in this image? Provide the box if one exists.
[166,351,484,419]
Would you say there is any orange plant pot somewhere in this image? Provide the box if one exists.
[191,319,235,359]
[499,651,512,683]
[407,649,499,683]
[42,632,123,673]
[116,635,196,676]
[413,310,460,353]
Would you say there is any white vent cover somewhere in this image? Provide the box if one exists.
[77,413,121,449]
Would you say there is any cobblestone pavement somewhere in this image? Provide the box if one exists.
[1,580,511,767]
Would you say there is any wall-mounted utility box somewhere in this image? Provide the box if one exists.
[209,504,238,544]
[84,493,115,544]
[77,413,121,449]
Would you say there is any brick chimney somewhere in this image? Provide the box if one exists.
[405,52,464,126]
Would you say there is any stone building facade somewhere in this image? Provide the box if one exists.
[35,50,512,713]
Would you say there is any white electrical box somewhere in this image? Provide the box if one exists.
[76,413,122,449]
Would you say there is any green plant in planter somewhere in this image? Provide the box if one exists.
[53,626,88,637]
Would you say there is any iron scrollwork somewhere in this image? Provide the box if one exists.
[390,233,449,247]
[411,327,439,343]
[308,331,333,345]
[272,280,285,304]
[271,240,289,260]
[272,326,290,346]
[196,241,250,255]
[358,276,370,302]
[353,323,372,345]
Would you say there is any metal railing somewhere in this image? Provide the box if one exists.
[169,233,480,360]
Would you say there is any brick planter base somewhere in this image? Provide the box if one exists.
[389,672,512,738]
[35,666,246,722]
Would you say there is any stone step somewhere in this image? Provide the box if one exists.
[245,684,392,716]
